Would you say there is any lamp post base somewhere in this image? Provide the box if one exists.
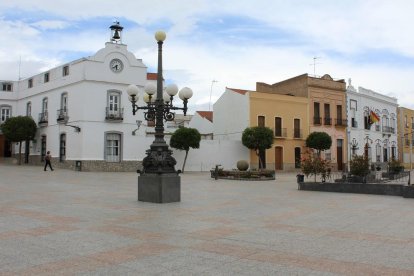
[138,174,181,203]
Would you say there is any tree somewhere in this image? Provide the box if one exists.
[305,132,332,157]
[170,127,201,173]
[0,116,37,165]
[242,126,273,169]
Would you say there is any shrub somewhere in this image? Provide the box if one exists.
[301,155,331,182]
[350,155,370,177]
[388,159,404,174]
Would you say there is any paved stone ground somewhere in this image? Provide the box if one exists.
[1,165,414,275]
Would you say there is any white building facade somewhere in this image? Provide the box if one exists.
[347,82,398,168]
[0,24,166,171]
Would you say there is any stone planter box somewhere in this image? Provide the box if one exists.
[210,169,275,181]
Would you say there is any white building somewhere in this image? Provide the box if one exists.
[213,87,250,140]
[188,111,213,139]
[346,80,398,168]
[0,23,172,171]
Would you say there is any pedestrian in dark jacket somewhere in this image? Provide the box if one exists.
[44,151,54,171]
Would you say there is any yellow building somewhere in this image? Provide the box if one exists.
[397,107,414,169]
[249,91,309,170]
[256,73,347,171]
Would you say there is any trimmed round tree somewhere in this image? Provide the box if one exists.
[242,126,273,169]
[305,131,332,157]
[170,127,201,173]
[0,116,37,165]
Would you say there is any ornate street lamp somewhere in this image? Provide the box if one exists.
[127,31,193,203]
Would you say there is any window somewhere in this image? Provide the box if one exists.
[62,65,69,76]
[258,116,265,127]
[405,115,408,128]
[42,98,48,112]
[28,78,33,88]
[350,99,357,110]
[294,119,301,138]
[61,93,68,110]
[105,133,122,162]
[364,110,370,130]
[324,104,331,125]
[44,72,50,83]
[26,102,31,116]
[324,149,331,160]
[0,105,12,123]
[314,102,320,124]
[2,83,12,91]
[391,146,396,160]
[59,133,66,162]
[294,147,301,168]
[336,105,342,121]
[383,147,388,163]
[39,98,48,123]
[274,117,282,136]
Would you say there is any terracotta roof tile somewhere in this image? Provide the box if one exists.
[227,87,249,95]
[147,73,158,80]
[196,111,213,122]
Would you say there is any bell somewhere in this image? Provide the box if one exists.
[113,29,121,40]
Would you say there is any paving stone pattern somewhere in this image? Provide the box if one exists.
[1,165,414,275]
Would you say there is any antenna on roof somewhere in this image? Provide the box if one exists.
[309,56,322,77]
[18,55,22,80]
[209,80,218,111]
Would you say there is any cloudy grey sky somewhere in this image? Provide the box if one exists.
[1,0,414,111]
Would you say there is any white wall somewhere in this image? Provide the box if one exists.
[213,88,249,140]
[188,112,213,134]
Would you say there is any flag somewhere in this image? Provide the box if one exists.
[370,111,380,124]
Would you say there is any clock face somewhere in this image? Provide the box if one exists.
[110,59,123,73]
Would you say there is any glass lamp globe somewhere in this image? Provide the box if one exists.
[178,87,193,100]
[144,83,157,95]
[126,84,139,97]
[166,84,178,96]
[155,31,166,42]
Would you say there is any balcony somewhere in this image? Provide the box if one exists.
[56,109,69,124]
[382,126,394,134]
[313,117,321,125]
[105,107,123,122]
[335,119,347,127]
[38,112,48,127]
[293,129,303,139]
[324,117,332,125]
[274,128,287,138]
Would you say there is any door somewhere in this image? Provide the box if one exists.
[337,139,343,171]
[275,147,283,170]
[109,94,119,115]
[24,140,30,163]
[294,147,301,168]
[60,134,66,162]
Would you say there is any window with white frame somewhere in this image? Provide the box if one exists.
[62,65,69,76]
[2,83,12,91]
[61,93,68,110]
[26,102,31,116]
[105,133,121,162]
[0,105,11,123]
[107,91,121,117]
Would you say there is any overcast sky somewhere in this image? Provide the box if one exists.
[1,0,414,112]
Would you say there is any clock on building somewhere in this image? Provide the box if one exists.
[109,59,124,73]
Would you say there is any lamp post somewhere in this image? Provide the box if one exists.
[126,31,193,203]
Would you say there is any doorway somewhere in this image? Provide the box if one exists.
[337,139,343,171]
[275,146,283,170]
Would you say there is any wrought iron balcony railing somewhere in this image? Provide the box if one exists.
[56,109,69,123]
[324,117,332,125]
[105,107,124,121]
[313,117,321,125]
[38,112,48,126]
[293,129,303,139]
[382,126,394,134]
[335,119,347,127]
[274,128,287,138]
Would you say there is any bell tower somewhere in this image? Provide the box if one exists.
[109,21,123,44]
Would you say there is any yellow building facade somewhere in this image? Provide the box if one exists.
[398,107,414,169]
[256,74,347,171]
[249,91,309,170]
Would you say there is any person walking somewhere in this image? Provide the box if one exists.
[44,151,54,171]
